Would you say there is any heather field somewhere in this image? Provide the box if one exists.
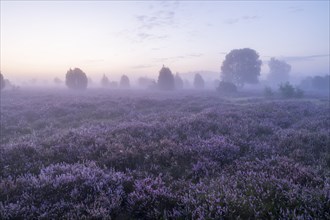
[0,89,329,219]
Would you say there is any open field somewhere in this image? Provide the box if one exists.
[0,89,329,219]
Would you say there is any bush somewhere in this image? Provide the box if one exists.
[65,68,88,90]
[217,81,237,93]
[279,82,304,98]
[157,65,175,90]
[0,162,130,219]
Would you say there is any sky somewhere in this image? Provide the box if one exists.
[0,0,329,83]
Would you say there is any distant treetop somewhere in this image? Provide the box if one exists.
[221,48,262,87]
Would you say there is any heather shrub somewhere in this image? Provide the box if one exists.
[0,162,130,219]
[0,143,43,177]
[126,176,178,219]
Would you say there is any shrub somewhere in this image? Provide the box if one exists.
[157,65,175,90]
[0,162,130,219]
[217,81,237,93]
[65,68,88,90]
[279,82,304,98]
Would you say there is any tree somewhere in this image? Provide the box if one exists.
[120,75,130,88]
[221,48,262,87]
[0,73,5,90]
[65,68,88,90]
[193,73,205,89]
[101,74,110,87]
[174,73,184,89]
[267,58,291,84]
[157,65,175,90]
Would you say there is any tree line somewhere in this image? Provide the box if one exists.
[0,48,328,92]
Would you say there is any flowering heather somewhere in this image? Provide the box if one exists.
[0,89,329,219]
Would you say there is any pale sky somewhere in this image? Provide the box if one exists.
[1,0,329,82]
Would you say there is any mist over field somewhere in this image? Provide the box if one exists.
[1,0,329,219]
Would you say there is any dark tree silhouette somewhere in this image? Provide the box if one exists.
[221,48,262,87]
[193,73,205,89]
[158,65,175,90]
[175,73,184,89]
[101,74,110,87]
[267,58,291,84]
[65,68,88,90]
[0,73,5,90]
[120,75,130,88]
